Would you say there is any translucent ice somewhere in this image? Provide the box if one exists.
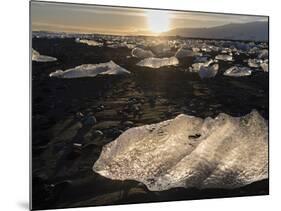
[215,54,233,61]
[76,38,103,47]
[198,63,219,79]
[93,111,268,191]
[224,66,252,77]
[189,59,214,72]
[136,57,179,69]
[190,63,205,72]
[150,43,171,55]
[32,49,57,62]
[258,49,269,59]
[49,61,130,78]
[131,47,154,59]
[248,59,262,68]
[175,48,201,58]
[260,63,269,72]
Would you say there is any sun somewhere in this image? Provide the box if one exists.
[146,11,171,34]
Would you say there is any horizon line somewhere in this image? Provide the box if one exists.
[32,20,268,37]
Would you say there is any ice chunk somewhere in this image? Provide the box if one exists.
[108,43,136,49]
[215,54,233,61]
[258,49,268,59]
[189,59,214,72]
[150,43,171,55]
[248,59,262,68]
[32,49,57,62]
[124,43,136,49]
[136,57,179,69]
[198,63,219,79]
[192,47,200,52]
[202,46,213,53]
[260,63,269,72]
[190,63,204,72]
[93,111,268,191]
[49,61,130,78]
[175,48,201,58]
[224,66,252,77]
[76,38,103,47]
[131,47,154,59]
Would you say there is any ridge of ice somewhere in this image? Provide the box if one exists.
[93,111,268,191]
[49,61,130,78]
[136,57,179,69]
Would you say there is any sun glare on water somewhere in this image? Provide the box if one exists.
[146,11,171,34]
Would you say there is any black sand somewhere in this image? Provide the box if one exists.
[32,38,269,210]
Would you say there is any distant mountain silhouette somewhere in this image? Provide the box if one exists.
[163,21,268,41]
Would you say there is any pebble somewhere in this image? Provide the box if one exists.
[75,112,84,120]
[96,104,105,112]
[82,115,97,126]
[123,121,134,127]
[73,143,82,148]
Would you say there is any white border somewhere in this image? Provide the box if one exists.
[1,0,280,211]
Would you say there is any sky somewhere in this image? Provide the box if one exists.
[31,1,268,35]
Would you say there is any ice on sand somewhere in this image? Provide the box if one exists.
[248,59,262,68]
[224,66,252,77]
[131,47,154,59]
[260,63,269,72]
[175,47,200,58]
[49,61,130,78]
[76,38,103,47]
[215,54,233,61]
[189,59,214,72]
[93,111,268,191]
[32,49,57,62]
[136,57,179,69]
[258,49,268,59]
[198,63,219,79]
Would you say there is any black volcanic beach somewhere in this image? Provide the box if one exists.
[32,37,268,210]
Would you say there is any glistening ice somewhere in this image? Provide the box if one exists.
[93,111,268,191]
[49,61,130,78]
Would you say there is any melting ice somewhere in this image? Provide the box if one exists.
[189,59,214,72]
[49,61,130,78]
[198,63,219,79]
[137,57,179,69]
[76,38,103,47]
[93,111,268,191]
[260,63,269,72]
[175,47,201,58]
[131,47,155,59]
[224,66,252,77]
[215,54,233,61]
